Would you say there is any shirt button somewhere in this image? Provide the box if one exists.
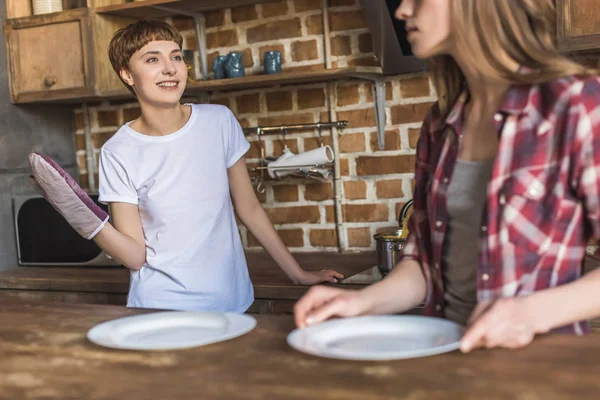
[528,182,544,199]
[494,113,503,122]
[435,304,442,311]
[435,220,443,228]
[499,195,506,205]
[482,273,490,281]
[443,177,449,184]
[481,226,488,232]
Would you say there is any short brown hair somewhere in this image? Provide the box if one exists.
[108,20,183,96]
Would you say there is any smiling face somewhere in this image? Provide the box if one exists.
[395,0,452,59]
[119,40,187,107]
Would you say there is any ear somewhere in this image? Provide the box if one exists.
[119,68,134,87]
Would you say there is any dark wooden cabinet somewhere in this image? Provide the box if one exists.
[557,0,600,53]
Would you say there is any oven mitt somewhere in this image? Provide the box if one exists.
[28,152,109,240]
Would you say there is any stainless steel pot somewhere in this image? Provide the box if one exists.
[373,199,413,276]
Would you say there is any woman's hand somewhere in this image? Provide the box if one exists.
[293,269,344,285]
[294,286,371,328]
[460,296,544,352]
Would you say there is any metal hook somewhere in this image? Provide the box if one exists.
[317,121,323,147]
[280,126,288,151]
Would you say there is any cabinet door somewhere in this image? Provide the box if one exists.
[557,0,600,52]
[5,9,95,103]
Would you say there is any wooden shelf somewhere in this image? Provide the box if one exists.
[101,67,383,100]
[95,0,281,18]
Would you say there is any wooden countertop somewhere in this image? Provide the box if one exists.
[0,251,377,300]
[2,300,600,400]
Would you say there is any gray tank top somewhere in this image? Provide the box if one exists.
[442,158,494,326]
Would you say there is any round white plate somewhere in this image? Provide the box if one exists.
[87,311,256,351]
[287,315,464,361]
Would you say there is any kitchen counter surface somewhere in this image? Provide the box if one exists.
[0,251,377,301]
[1,299,600,400]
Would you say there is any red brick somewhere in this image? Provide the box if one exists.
[408,128,421,149]
[331,35,352,56]
[210,97,231,109]
[172,17,194,31]
[236,93,261,114]
[356,155,416,176]
[249,228,304,247]
[348,227,372,247]
[284,64,326,73]
[369,130,401,151]
[305,182,333,201]
[391,102,434,125]
[75,134,85,151]
[376,179,404,199]
[77,154,86,170]
[340,158,350,176]
[266,206,320,224]
[344,180,366,199]
[291,40,319,62]
[272,139,299,155]
[262,1,289,17]
[343,204,389,222]
[294,0,322,12]
[79,173,99,191]
[365,81,394,102]
[205,9,226,28]
[303,136,332,151]
[266,90,293,112]
[396,202,412,223]
[97,110,118,127]
[258,113,314,127]
[237,118,251,128]
[273,185,299,202]
[259,44,286,65]
[358,33,373,53]
[92,132,114,148]
[325,205,335,223]
[247,19,302,43]
[246,140,262,159]
[231,5,258,22]
[207,29,239,48]
[400,76,431,98]
[185,35,198,51]
[337,84,360,106]
[309,229,337,247]
[329,10,367,31]
[306,14,324,35]
[339,133,365,153]
[336,108,376,128]
[241,48,254,68]
[297,88,325,109]
[74,113,84,131]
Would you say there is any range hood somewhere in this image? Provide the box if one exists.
[360,0,427,75]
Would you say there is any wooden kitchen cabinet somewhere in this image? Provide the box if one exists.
[4,8,136,104]
[4,9,95,103]
[556,0,600,53]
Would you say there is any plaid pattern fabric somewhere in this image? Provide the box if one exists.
[401,75,600,334]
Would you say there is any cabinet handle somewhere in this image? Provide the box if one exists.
[44,76,57,87]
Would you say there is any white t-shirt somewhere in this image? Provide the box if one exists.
[98,104,253,313]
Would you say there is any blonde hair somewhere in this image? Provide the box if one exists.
[430,0,596,117]
[108,20,183,96]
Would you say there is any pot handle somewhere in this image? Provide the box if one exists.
[398,198,414,227]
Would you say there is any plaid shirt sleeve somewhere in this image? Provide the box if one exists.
[573,77,600,243]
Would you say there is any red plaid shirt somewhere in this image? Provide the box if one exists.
[401,75,600,334]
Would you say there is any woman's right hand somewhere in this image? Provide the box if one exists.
[293,286,372,328]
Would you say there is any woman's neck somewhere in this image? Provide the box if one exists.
[131,102,190,136]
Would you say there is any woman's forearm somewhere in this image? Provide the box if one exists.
[360,259,427,315]
[525,268,600,333]
[94,223,146,270]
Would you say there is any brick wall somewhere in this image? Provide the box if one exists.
[74,0,436,252]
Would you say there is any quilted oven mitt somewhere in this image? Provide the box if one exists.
[28,152,109,240]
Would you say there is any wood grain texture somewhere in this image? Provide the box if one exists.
[1,300,600,400]
[556,0,600,53]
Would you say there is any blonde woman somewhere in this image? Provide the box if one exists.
[294,0,600,351]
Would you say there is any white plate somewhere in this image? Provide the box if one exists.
[287,315,464,361]
[87,311,256,351]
